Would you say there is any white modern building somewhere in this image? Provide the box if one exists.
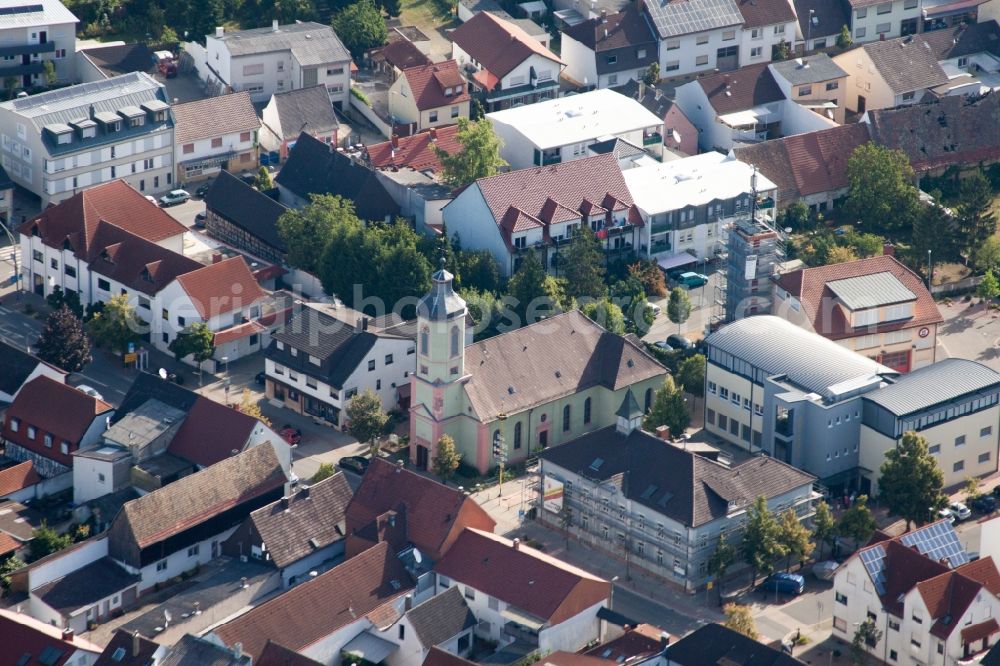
[622,152,777,266]
[486,89,663,169]
[0,72,174,206]
[0,0,77,92]
[201,21,352,106]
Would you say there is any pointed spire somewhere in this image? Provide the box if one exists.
[616,387,642,420]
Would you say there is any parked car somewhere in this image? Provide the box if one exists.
[676,272,709,289]
[159,189,191,207]
[937,506,956,523]
[950,502,972,521]
[338,455,370,475]
[971,496,997,514]
[812,561,839,581]
[647,302,661,317]
[254,371,266,385]
[279,425,302,446]
[144,195,157,205]
[195,181,213,198]
[194,212,206,228]
[656,334,694,352]
[74,384,103,401]
[760,572,805,596]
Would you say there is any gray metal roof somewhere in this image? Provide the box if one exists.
[706,315,894,395]
[215,21,350,67]
[0,0,77,29]
[417,267,467,322]
[770,54,848,85]
[827,271,916,310]
[864,358,1000,416]
[643,0,743,39]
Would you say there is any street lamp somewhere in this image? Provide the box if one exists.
[0,216,20,300]
[222,356,230,402]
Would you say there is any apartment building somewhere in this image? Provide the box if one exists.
[0,0,77,91]
[560,5,659,89]
[387,60,471,133]
[171,91,261,184]
[0,72,174,206]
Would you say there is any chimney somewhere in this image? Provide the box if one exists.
[62,628,74,643]
[362,317,369,331]
[215,26,224,37]
[404,594,413,611]
[133,631,141,658]
[300,484,310,498]
[391,134,399,148]
[212,252,222,264]
[233,643,243,660]
[883,243,895,256]
[272,19,279,32]
[355,317,363,333]
[513,538,521,550]
[655,425,670,441]
[429,127,437,141]
[600,8,607,21]
[659,632,670,650]
[281,495,290,509]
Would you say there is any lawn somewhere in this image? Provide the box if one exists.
[398,0,455,30]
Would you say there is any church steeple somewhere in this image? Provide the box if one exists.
[616,387,643,435]
[416,259,467,383]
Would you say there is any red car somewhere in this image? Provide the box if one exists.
[279,426,302,446]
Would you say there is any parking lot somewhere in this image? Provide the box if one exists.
[936,299,1000,371]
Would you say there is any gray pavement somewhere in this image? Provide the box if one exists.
[936,298,1000,371]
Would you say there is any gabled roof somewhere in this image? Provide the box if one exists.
[205,170,289,252]
[367,125,462,172]
[0,461,41,497]
[257,641,324,666]
[0,531,23,557]
[919,20,1000,60]
[110,443,286,551]
[19,179,186,259]
[0,340,63,397]
[540,426,814,527]
[213,21,350,67]
[276,132,400,221]
[770,53,847,85]
[583,624,668,663]
[736,0,797,27]
[422,647,478,666]
[267,85,340,141]
[916,558,1000,639]
[866,91,1000,173]
[247,473,352,568]
[449,12,563,86]
[462,309,666,419]
[213,541,415,661]
[86,220,204,295]
[643,0,744,38]
[113,372,199,425]
[347,458,496,560]
[165,395,264,468]
[79,43,154,79]
[436,529,610,625]
[94,629,160,666]
[794,0,848,41]
[860,35,950,94]
[696,63,784,114]
[0,609,102,666]
[376,38,432,71]
[406,586,477,648]
[172,92,260,145]
[562,4,658,75]
[402,60,470,111]
[33,557,141,616]
[161,635,251,666]
[733,123,871,201]
[174,256,266,320]
[665,623,803,665]
[773,254,943,341]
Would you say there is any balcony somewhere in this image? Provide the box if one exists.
[643,132,663,146]
[650,240,672,254]
[0,42,56,58]
[650,221,671,235]
[775,415,794,438]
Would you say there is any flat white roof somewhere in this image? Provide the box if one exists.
[623,152,777,215]
[486,89,663,150]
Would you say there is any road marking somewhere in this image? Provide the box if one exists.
[0,305,10,314]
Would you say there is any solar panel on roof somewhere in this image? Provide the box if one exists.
[900,521,969,568]
[0,4,43,15]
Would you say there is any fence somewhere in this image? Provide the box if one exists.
[931,274,982,296]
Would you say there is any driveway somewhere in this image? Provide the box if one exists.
[936,299,1000,370]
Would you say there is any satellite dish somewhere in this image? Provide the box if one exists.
[158,368,168,380]
[671,130,681,143]
[413,548,423,564]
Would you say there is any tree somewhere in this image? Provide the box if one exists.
[975,237,1000,273]
[35,305,91,372]
[879,431,946,529]
[333,0,387,65]
[433,434,462,481]
[28,524,72,562]
[435,118,507,188]
[742,496,786,583]
[238,388,272,426]
[723,604,759,640]
[253,166,273,190]
[844,143,920,236]
[563,226,607,301]
[456,249,502,294]
[346,388,389,455]
[837,24,853,48]
[666,287,692,334]
[837,495,877,549]
[3,76,18,98]
[643,376,689,437]
[42,60,56,87]
[311,462,337,483]
[851,618,882,666]
[0,555,25,588]
[812,500,836,560]
[911,204,957,272]
[778,509,813,571]
[377,0,401,17]
[628,260,666,298]
[642,62,660,86]
[507,249,554,324]
[462,287,506,339]
[778,201,811,231]
[169,322,216,371]
[611,275,651,332]
[708,533,737,590]
[957,170,997,262]
[772,38,791,60]
[87,294,139,353]
[826,245,858,265]
[978,270,1000,302]
[964,476,983,502]
[45,285,83,318]
[844,232,885,258]
[278,194,358,274]
[581,298,625,334]
[676,354,706,398]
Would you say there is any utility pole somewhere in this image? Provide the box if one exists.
[495,412,508,497]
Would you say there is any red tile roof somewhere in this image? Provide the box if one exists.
[346,458,496,561]
[376,38,432,71]
[19,179,186,257]
[736,0,797,27]
[878,539,950,615]
[0,531,22,556]
[2,377,113,467]
[583,624,668,663]
[697,63,784,115]
[450,12,563,91]
[0,608,102,665]
[256,641,324,666]
[773,254,943,341]
[88,221,204,295]
[422,647,478,666]
[172,91,261,144]
[213,541,414,661]
[166,397,262,468]
[213,320,266,347]
[962,618,1000,645]
[958,557,1000,597]
[919,569,985,639]
[0,461,41,497]
[368,125,463,172]
[402,60,470,112]
[435,528,611,625]
[175,256,266,320]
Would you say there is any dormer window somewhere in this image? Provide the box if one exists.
[109,121,121,132]
[129,116,144,127]
[445,86,453,96]
[141,267,153,282]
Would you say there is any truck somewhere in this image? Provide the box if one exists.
[152,50,177,78]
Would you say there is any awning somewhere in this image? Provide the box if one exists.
[501,607,546,631]
[656,252,697,271]
[718,110,759,127]
[923,0,986,17]
[553,8,586,25]
[798,100,838,109]
[342,632,399,663]
[179,151,239,167]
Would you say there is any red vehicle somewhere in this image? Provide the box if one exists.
[279,426,302,446]
[153,50,177,78]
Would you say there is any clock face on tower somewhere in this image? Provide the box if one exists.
[918,327,930,338]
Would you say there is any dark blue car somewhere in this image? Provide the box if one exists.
[760,572,805,595]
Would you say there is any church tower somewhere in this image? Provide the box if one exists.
[616,387,644,436]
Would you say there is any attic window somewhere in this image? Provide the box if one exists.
[640,484,658,500]
[390,579,402,590]
[657,492,674,507]
[589,457,604,472]
[142,267,153,282]
[111,647,126,662]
